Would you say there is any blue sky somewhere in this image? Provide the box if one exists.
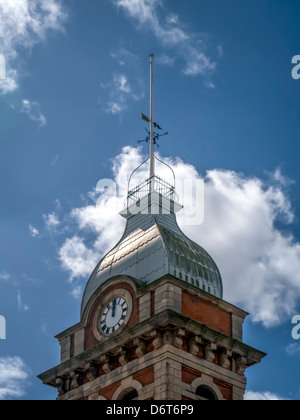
[1,0,300,400]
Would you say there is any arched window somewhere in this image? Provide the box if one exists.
[195,385,217,401]
[112,379,143,400]
[119,387,138,401]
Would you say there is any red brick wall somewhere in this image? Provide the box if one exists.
[150,291,155,317]
[181,365,232,400]
[98,367,154,400]
[182,365,201,384]
[182,291,231,336]
[133,365,154,386]
[213,378,232,400]
[99,381,121,400]
[85,282,139,351]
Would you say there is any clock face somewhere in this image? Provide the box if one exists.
[100,297,128,335]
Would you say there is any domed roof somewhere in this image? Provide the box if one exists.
[80,189,223,318]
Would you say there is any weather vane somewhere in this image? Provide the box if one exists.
[138,113,168,148]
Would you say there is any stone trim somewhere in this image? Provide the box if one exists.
[54,343,248,401]
[190,374,224,400]
[39,309,265,391]
[111,378,143,400]
[139,292,151,322]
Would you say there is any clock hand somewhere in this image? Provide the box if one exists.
[112,299,116,317]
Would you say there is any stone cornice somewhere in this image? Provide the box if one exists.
[38,309,266,389]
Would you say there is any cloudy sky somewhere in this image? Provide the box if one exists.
[0,0,300,400]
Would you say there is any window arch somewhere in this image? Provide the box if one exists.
[195,385,217,401]
[112,378,143,400]
[191,375,224,401]
[118,387,138,401]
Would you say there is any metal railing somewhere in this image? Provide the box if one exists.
[126,175,179,207]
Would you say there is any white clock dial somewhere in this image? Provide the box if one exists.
[100,297,128,335]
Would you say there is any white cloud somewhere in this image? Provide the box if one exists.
[21,99,47,126]
[110,47,139,66]
[57,147,143,283]
[0,0,67,94]
[111,0,217,79]
[0,356,29,400]
[113,0,187,45]
[51,154,59,166]
[205,81,216,89]
[244,390,285,400]
[155,53,176,66]
[58,236,100,282]
[106,101,124,115]
[29,224,40,238]
[101,72,144,115]
[0,272,10,281]
[43,212,60,231]
[180,168,300,328]
[70,284,83,300]
[182,43,216,77]
[116,74,131,93]
[165,13,179,25]
[0,68,18,94]
[17,290,30,311]
[285,343,300,356]
[55,147,300,328]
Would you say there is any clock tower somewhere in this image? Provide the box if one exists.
[38,56,265,401]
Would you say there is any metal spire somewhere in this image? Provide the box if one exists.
[138,54,168,192]
[149,53,154,191]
